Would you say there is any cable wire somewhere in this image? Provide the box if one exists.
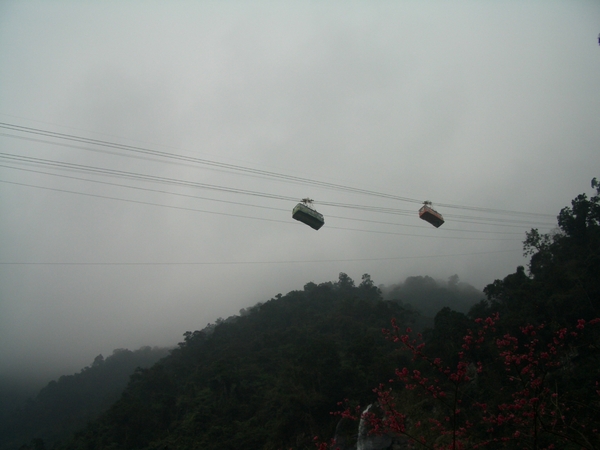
[1,164,529,235]
[0,122,557,219]
[0,151,556,228]
[0,249,522,266]
[0,179,524,241]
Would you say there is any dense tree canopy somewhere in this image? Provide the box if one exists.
[336,179,600,450]
[53,273,413,450]
[480,179,600,328]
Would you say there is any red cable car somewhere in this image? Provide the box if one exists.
[419,201,444,228]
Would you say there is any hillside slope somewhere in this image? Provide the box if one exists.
[0,346,170,450]
[57,275,413,450]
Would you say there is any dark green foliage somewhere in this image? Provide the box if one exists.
[0,346,170,450]
[407,179,600,448]
[478,180,600,329]
[317,180,600,450]
[58,274,414,450]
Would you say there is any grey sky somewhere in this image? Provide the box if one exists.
[1,1,599,385]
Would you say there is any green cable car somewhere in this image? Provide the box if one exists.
[292,198,325,230]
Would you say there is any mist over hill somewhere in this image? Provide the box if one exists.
[26,181,599,449]
[0,346,170,450]
[3,179,599,450]
[0,271,478,450]
[381,274,483,318]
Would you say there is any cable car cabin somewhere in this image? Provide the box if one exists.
[293,202,325,230]
[419,204,444,228]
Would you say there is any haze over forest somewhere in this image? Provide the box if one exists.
[2,178,599,449]
[1,0,599,403]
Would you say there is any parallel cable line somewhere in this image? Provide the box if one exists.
[0,122,556,219]
[0,179,522,241]
[0,152,556,227]
[1,164,529,234]
[0,124,426,203]
[0,132,281,184]
[0,152,299,202]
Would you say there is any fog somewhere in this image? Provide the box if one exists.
[1,1,599,391]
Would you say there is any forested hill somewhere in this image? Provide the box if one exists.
[55,275,416,450]
[0,347,170,450]
[13,179,600,450]
[2,275,482,450]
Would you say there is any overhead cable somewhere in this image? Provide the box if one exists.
[0,152,556,228]
[0,179,523,241]
[0,164,527,234]
[0,122,556,219]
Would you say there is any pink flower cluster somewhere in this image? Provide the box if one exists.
[316,315,600,450]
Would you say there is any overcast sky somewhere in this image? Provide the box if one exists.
[1,1,599,386]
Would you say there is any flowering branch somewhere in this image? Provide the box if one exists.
[316,316,600,450]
